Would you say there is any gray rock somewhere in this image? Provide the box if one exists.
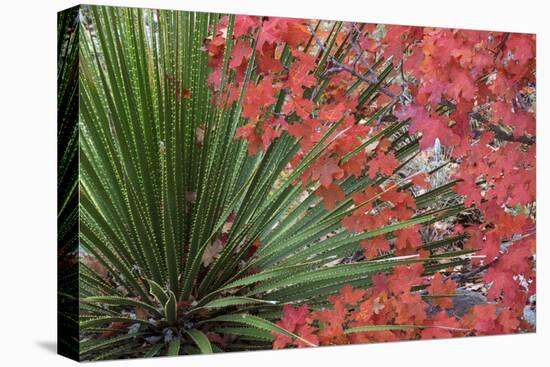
[451,289,487,317]
[523,306,536,326]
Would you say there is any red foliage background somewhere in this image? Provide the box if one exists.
[206,16,536,347]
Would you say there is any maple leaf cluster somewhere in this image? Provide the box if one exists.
[273,266,527,348]
[372,26,536,329]
[204,16,535,347]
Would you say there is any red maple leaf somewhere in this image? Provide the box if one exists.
[394,293,426,324]
[497,308,521,333]
[229,40,252,69]
[464,304,499,335]
[308,155,345,188]
[447,68,477,101]
[281,21,310,47]
[233,16,258,38]
[294,324,319,347]
[256,43,284,74]
[235,123,262,155]
[316,183,345,210]
[367,153,400,179]
[426,273,457,309]
[387,264,424,295]
[371,272,391,295]
[329,284,367,307]
[361,236,390,258]
[319,102,347,122]
[287,50,317,96]
[506,34,535,65]
[277,304,309,333]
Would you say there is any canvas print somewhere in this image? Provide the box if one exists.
[57,4,536,362]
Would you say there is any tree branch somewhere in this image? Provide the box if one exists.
[470,111,535,145]
[451,257,499,283]
[488,124,536,145]
[306,24,397,101]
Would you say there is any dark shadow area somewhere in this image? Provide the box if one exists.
[36,340,57,354]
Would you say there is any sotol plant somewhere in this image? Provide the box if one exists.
[72,6,469,360]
